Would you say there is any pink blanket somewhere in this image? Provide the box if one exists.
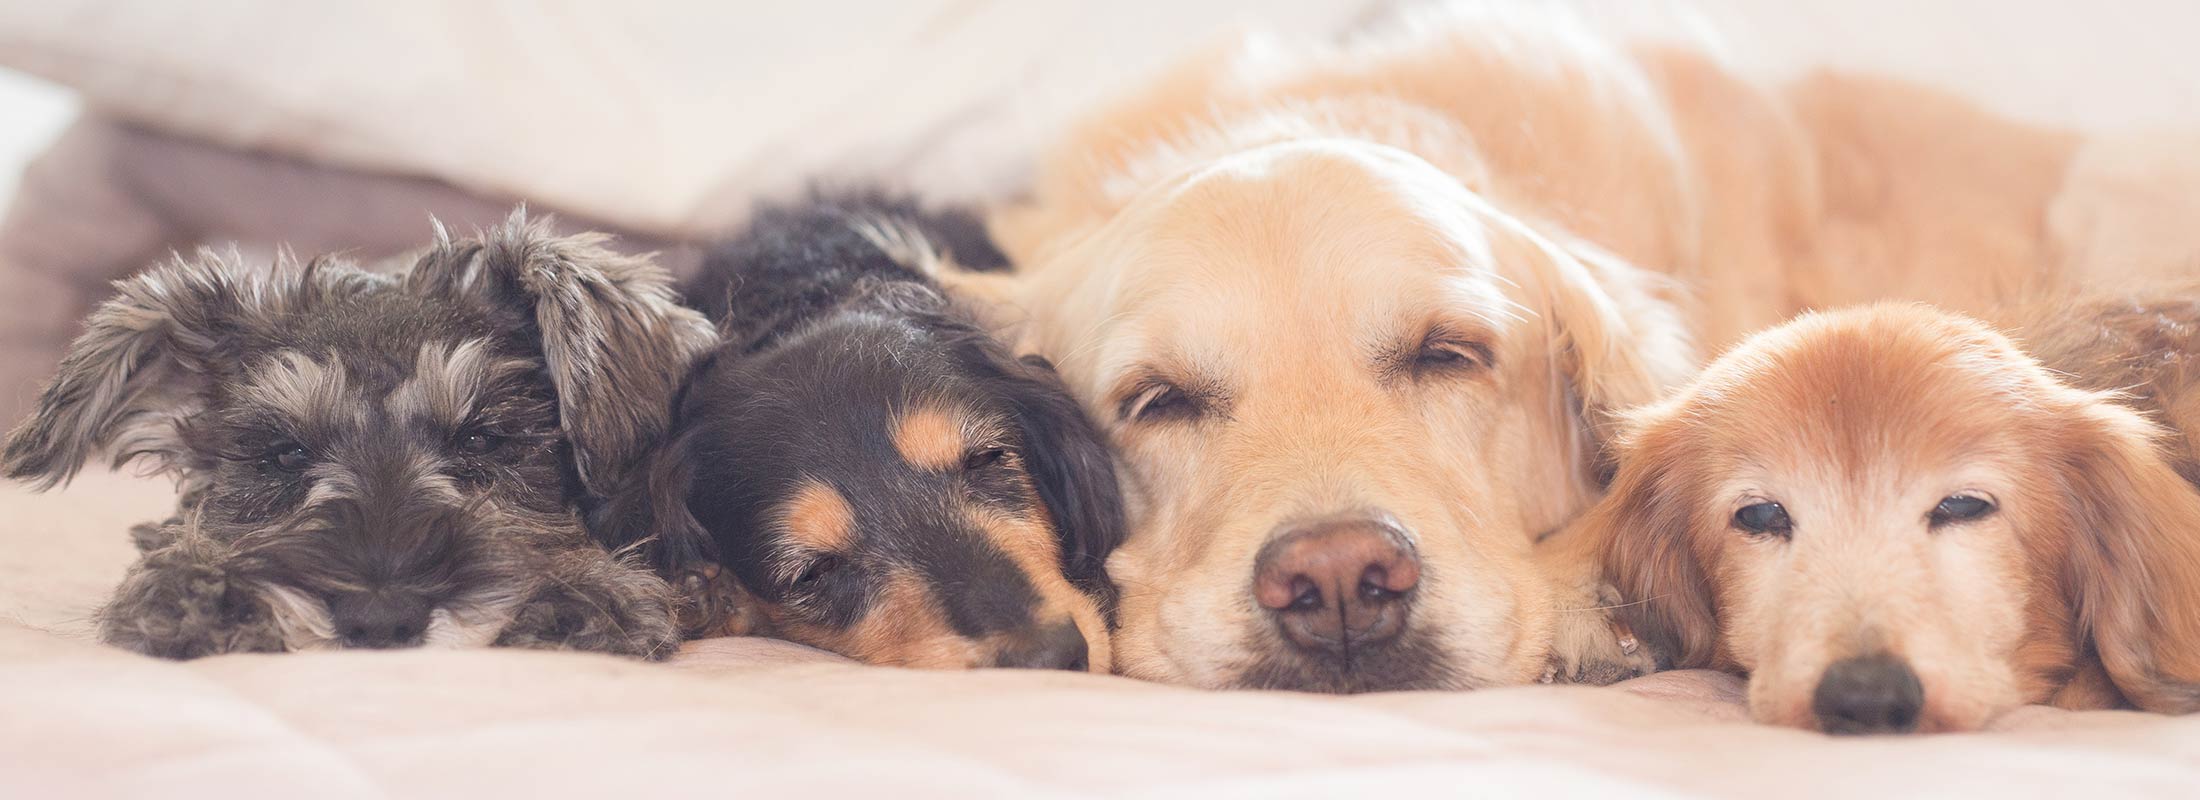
[4,472,2196,797]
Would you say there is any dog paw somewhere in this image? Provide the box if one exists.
[670,563,770,639]
[496,562,681,659]
[1541,582,1660,686]
[98,549,287,659]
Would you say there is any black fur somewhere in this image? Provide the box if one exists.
[611,190,1124,667]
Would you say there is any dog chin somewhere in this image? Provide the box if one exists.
[1228,633,1459,694]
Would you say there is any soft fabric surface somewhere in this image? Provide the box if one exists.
[4,472,2197,797]
[0,0,1371,239]
[7,0,2199,242]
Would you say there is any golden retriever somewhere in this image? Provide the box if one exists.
[1556,303,2200,733]
[985,7,2085,691]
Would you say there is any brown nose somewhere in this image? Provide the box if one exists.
[1253,515,1421,657]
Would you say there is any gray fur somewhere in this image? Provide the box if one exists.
[4,212,710,660]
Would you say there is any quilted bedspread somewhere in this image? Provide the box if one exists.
[3,472,2197,798]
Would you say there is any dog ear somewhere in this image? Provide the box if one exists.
[410,212,717,497]
[1502,224,1697,484]
[588,422,710,566]
[1001,352,1128,597]
[1588,412,1723,670]
[2,255,243,487]
[3,252,379,488]
[2056,400,2200,713]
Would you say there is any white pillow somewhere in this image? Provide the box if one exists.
[0,0,1369,238]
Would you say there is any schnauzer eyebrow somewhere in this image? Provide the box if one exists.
[388,339,532,428]
[242,351,356,427]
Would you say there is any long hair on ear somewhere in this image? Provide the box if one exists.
[405,211,718,499]
[1473,198,1695,491]
[1000,353,1128,602]
[587,420,712,571]
[1586,408,1725,671]
[863,280,1129,606]
[2052,398,2200,713]
[3,251,384,488]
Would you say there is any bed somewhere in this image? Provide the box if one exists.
[4,3,2200,796]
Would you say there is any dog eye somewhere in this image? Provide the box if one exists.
[262,440,312,472]
[962,447,1008,472]
[1121,382,1200,424]
[1929,494,1997,527]
[1732,501,1793,538]
[1413,338,1494,375]
[455,430,503,456]
[792,556,842,590]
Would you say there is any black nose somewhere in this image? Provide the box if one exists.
[1254,514,1420,659]
[331,592,432,649]
[1813,653,1925,734]
[994,622,1091,672]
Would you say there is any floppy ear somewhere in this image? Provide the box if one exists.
[1589,417,1724,671]
[1494,220,1697,484]
[588,422,710,567]
[1002,353,1129,597]
[2057,402,2200,713]
[865,278,1127,600]
[409,212,718,497]
[3,252,380,488]
[1543,236,1697,454]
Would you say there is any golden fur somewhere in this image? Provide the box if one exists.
[988,7,2088,689]
[1559,304,2200,731]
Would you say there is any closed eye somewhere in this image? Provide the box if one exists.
[1118,381,1203,425]
[1412,337,1494,375]
[1387,325,1497,382]
[962,446,1009,472]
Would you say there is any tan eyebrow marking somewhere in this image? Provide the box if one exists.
[780,478,857,552]
[893,404,976,472]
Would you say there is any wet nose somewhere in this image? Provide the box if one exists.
[994,621,1092,672]
[1253,515,1421,656]
[331,592,432,649]
[1813,653,1925,734]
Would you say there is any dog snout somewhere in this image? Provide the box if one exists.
[1812,653,1925,734]
[331,591,433,649]
[1254,515,1421,656]
[992,621,1092,672]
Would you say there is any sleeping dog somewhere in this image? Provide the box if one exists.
[3,214,714,659]
[613,192,1123,670]
[1556,303,2200,732]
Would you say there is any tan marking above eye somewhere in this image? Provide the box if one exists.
[893,405,974,471]
[780,479,856,552]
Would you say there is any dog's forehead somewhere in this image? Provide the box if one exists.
[1685,310,2043,482]
[1081,141,1517,377]
[235,288,527,396]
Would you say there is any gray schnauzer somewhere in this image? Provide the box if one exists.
[2,213,715,659]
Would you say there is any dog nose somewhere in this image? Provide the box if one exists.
[993,621,1092,672]
[331,592,432,649]
[1254,515,1420,656]
[1813,653,1925,734]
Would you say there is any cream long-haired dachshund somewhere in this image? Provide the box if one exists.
[1556,303,2200,733]
[981,5,2097,692]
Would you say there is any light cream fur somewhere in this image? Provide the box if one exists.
[991,5,2099,690]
